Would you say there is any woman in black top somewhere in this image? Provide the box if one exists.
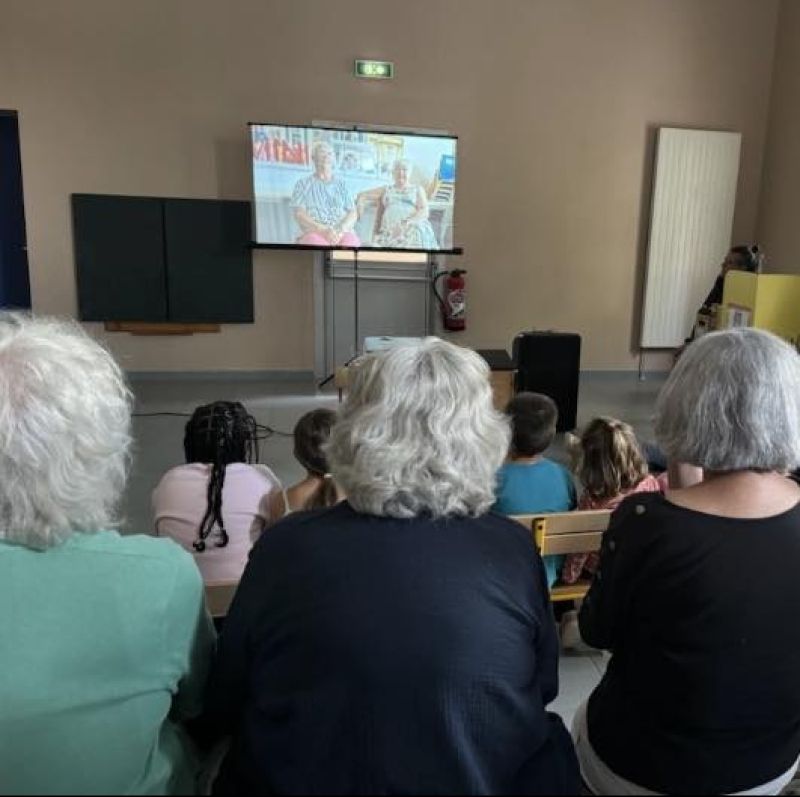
[200,338,579,795]
[576,327,800,795]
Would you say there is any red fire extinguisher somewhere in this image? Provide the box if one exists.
[432,269,467,331]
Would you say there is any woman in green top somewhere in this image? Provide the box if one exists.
[0,314,214,795]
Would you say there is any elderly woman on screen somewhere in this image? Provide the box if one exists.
[0,314,214,795]
[290,140,361,247]
[199,338,579,794]
[574,328,800,796]
[359,158,439,249]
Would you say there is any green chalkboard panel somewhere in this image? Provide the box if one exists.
[72,194,167,322]
[164,199,253,323]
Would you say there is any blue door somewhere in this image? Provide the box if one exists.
[0,111,31,309]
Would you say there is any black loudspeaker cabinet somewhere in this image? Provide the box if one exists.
[512,331,581,432]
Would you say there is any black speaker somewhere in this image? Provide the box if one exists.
[512,331,581,432]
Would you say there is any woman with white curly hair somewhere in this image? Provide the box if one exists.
[199,338,579,794]
[0,314,214,795]
[575,328,800,796]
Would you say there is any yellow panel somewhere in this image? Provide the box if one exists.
[750,275,800,346]
[722,270,757,311]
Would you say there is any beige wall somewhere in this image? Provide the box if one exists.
[0,0,779,370]
[757,0,800,273]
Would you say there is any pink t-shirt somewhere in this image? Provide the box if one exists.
[561,474,663,585]
[152,463,282,583]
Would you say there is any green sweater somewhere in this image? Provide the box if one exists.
[0,531,215,795]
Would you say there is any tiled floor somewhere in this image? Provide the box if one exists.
[124,370,665,729]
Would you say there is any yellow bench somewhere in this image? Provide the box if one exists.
[511,510,611,602]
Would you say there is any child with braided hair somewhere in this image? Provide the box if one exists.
[153,401,283,583]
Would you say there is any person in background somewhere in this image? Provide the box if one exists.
[0,314,213,795]
[559,417,662,648]
[153,401,283,583]
[198,339,579,794]
[494,392,577,588]
[575,328,800,795]
[269,408,342,517]
[291,140,360,247]
[701,244,761,310]
[680,244,762,349]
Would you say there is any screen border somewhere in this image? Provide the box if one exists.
[247,122,460,254]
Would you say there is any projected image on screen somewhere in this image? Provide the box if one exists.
[250,124,457,250]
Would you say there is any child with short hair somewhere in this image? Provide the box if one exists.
[494,392,576,587]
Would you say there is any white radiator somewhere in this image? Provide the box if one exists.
[640,128,741,348]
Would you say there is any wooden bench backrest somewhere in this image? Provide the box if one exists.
[510,509,611,556]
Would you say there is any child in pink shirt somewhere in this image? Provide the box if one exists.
[561,417,662,586]
[152,401,282,583]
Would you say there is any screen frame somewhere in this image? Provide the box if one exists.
[247,122,462,255]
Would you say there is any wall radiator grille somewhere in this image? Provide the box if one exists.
[640,128,741,348]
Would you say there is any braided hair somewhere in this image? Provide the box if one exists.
[293,408,339,510]
[183,401,259,552]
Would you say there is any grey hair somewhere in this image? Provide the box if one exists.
[0,314,132,549]
[312,140,334,162]
[327,338,510,518]
[655,328,800,471]
[393,158,412,172]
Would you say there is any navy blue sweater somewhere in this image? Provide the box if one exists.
[202,502,578,795]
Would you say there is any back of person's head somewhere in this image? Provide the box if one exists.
[0,313,132,550]
[575,417,649,501]
[183,401,258,551]
[728,244,761,273]
[505,392,558,457]
[328,338,510,519]
[656,328,800,472]
[293,408,338,510]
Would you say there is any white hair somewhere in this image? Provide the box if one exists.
[312,140,334,162]
[0,314,132,549]
[327,338,510,518]
[655,328,800,471]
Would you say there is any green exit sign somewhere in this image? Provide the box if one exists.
[355,60,394,80]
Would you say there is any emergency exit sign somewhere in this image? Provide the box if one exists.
[355,60,394,79]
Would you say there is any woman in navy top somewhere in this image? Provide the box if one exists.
[200,338,579,795]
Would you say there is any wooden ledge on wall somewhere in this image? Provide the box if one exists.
[104,322,221,336]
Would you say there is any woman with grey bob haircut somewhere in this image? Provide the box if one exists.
[199,337,580,794]
[574,328,800,795]
[655,327,800,472]
[0,314,214,795]
[327,337,510,518]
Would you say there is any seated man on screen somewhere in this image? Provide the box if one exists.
[290,141,360,247]
[358,159,439,250]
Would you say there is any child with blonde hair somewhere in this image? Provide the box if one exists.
[562,417,662,585]
[560,417,662,649]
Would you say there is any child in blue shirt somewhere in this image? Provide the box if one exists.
[494,392,576,587]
